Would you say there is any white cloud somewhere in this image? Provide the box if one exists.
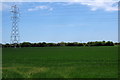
[67,0,119,11]
[0,3,11,11]
[28,6,53,11]
[1,0,119,11]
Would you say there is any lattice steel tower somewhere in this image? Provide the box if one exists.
[10,5,20,48]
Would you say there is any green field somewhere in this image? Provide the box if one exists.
[2,46,118,78]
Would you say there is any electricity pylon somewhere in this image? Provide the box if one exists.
[10,4,20,48]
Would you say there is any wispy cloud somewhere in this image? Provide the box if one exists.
[66,0,119,11]
[1,0,119,12]
[28,6,53,11]
[0,3,10,11]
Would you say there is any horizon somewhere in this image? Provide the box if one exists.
[1,40,119,44]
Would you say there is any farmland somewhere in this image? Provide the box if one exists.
[2,46,118,78]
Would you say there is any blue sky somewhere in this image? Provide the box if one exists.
[2,2,118,43]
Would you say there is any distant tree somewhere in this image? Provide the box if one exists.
[5,43,11,47]
[86,41,114,46]
[40,42,47,47]
[114,43,120,45]
[2,43,11,47]
[2,41,115,47]
[105,41,114,46]
[78,43,84,46]
[58,42,66,46]
[101,41,106,46]
[47,43,57,47]
[20,42,32,47]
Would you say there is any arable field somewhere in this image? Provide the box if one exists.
[2,46,118,78]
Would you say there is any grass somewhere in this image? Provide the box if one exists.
[2,46,118,78]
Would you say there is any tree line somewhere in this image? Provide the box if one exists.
[2,41,119,48]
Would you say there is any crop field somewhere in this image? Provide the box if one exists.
[2,46,118,78]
